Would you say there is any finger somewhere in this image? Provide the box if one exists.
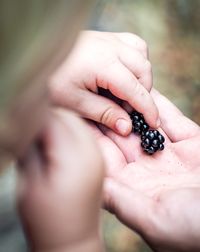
[86,122,127,176]
[76,89,132,136]
[119,46,153,91]
[98,89,132,114]
[42,110,92,164]
[98,62,160,129]
[103,178,154,234]
[115,32,149,58]
[151,89,200,142]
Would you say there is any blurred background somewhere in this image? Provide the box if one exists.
[0,0,200,251]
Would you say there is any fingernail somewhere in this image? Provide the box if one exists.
[115,119,130,135]
[156,118,161,128]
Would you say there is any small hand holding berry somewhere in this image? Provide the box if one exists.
[49,31,159,136]
[92,89,200,252]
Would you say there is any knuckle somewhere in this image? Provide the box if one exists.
[119,32,148,54]
[133,81,150,103]
[100,106,115,125]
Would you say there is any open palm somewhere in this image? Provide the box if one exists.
[91,89,200,252]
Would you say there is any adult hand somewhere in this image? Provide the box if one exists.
[17,110,104,252]
[91,89,200,252]
[49,31,159,137]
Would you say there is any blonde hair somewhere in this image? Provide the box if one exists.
[0,0,94,166]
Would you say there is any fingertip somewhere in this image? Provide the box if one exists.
[115,118,132,136]
[144,104,160,129]
[148,118,160,130]
[149,116,160,129]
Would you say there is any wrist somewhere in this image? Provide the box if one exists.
[32,236,104,252]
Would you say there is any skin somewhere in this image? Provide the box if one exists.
[49,31,160,137]
[17,110,105,252]
[15,30,200,252]
[89,89,200,252]
[14,30,156,252]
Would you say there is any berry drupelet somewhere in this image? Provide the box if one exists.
[130,111,165,155]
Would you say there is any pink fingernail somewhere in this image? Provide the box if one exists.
[116,119,130,135]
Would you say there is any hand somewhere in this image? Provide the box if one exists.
[17,110,104,252]
[91,89,200,252]
[49,31,160,137]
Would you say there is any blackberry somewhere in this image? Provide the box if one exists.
[141,130,165,155]
[130,111,165,155]
[130,111,149,134]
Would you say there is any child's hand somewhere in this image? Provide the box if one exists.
[17,110,104,252]
[49,31,160,136]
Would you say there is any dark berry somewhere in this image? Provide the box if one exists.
[133,121,141,129]
[133,115,139,121]
[141,129,165,155]
[144,131,149,137]
[145,146,155,155]
[130,111,147,135]
[153,130,159,137]
[133,128,141,134]
[130,111,165,155]
[148,131,155,140]
[139,119,144,124]
[130,111,138,120]
[159,143,164,151]
[152,139,159,148]
[143,138,150,147]
[142,124,149,132]
[149,146,156,153]
[158,134,165,143]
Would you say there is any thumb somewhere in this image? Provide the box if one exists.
[103,178,155,234]
[77,90,132,136]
